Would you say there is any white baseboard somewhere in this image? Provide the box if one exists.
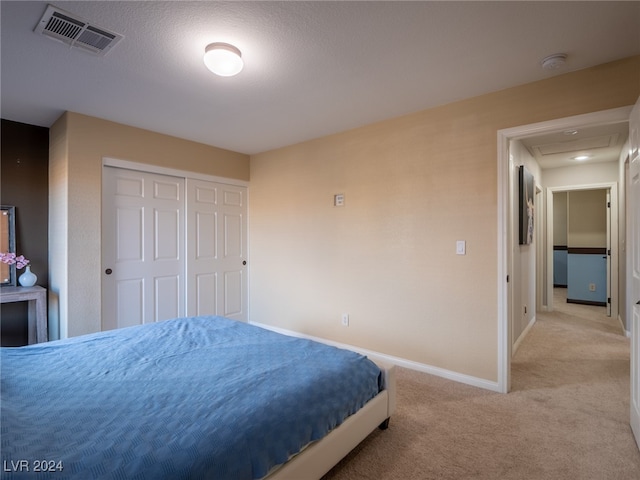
[512,316,536,356]
[250,321,502,393]
[619,315,631,338]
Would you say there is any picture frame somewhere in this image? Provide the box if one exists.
[518,166,534,245]
[1,205,17,286]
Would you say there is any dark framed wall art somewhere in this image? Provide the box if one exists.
[519,165,535,245]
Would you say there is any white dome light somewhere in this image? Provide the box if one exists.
[204,42,243,77]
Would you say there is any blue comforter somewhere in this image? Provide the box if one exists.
[1,316,381,479]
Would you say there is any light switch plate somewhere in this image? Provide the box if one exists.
[456,240,466,255]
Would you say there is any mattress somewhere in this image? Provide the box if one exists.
[1,316,382,479]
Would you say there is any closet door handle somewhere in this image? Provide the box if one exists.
[105,268,113,275]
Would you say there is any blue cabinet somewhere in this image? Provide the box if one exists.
[566,252,607,305]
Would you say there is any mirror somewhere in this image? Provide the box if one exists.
[1,206,16,286]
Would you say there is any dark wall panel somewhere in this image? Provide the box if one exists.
[1,119,49,346]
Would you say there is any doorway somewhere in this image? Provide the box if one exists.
[546,186,615,316]
[497,105,632,393]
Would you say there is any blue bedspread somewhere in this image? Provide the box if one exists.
[1,316,381,479]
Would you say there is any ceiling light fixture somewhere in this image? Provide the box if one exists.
[541,53,567,71]
[204,42,243,77]
[573,155,590,161]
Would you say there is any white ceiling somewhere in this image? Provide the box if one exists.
[1,1,639,158]
[520,121,630,170]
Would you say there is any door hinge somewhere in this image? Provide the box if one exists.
[506,275,510,283]
[608,249,611,256]
[607,201,611,208]
[608,297,611,304]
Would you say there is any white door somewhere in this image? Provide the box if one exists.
[102,167,185,330]
[630,96,640,448]
[186,179,247,322]
[606,190,611,317]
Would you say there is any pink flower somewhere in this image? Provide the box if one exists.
[15,255,29,269]
[0,252,30,269]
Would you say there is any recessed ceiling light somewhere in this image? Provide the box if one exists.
[204,42,243,77]
[563,129,578,136]
[541,53,568,71]
[573,155,590,161]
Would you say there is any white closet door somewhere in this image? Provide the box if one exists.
[186,179,247,321]
[102,167,185,330]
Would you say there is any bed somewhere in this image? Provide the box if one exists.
[1,316,395,479]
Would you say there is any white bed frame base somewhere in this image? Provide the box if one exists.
[266,362,396,480]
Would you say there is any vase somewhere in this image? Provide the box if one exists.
[18,265,37,287]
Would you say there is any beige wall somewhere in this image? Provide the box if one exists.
[568,190,608,248]
[49,115,69,339]
[543,161,619,188]
[509,140,541,349]
[249,56,640,383]
[49,112,249,339]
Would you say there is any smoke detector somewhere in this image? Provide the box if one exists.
[541,53,568,71]
[34,4,123,56]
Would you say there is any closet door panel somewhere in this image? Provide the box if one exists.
[103,167,185,330]
[186,179,247,321]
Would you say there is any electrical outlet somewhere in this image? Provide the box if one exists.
[589,283,596,292]
[341,313,349,326]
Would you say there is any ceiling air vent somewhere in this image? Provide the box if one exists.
[34,4,123,56]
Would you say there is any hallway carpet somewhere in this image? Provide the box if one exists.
[323,291,640,479]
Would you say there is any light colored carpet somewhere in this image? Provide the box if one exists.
[323,290,640,479]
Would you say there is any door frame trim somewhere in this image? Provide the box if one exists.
[545,183,617,317]
[103,157,250,187]
[497,105,632,393]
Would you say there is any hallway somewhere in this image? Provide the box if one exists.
[508,287,638,475]
[552,287,622,335]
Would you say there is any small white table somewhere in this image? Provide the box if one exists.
[0,285,48,344]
